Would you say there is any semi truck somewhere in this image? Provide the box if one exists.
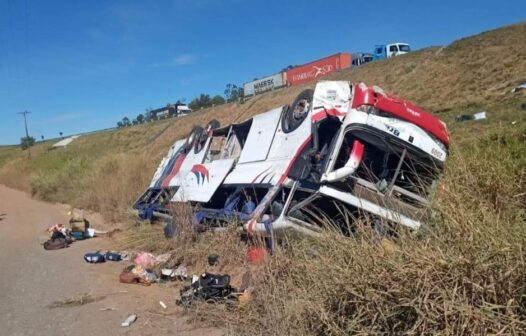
[352,52,374,67]
[373,43,411,60]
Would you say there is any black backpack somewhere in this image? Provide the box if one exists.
[178,273,235,305]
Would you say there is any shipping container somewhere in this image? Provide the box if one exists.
[243,72,286,97]
[286,53,351,86]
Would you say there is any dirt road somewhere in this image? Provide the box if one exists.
[0,185,221,336]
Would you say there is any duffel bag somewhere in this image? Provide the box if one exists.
[43,238,69,250]
[105,252,122,261]
[84,252,105,263]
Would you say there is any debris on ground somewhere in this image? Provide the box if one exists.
[71,231,86,240]
[159,301,167,309]
[521,102,526,110]
[511,82,526,93]
[134,252,156,268]
[119,265,157,285]
[84,251,106,263]
[455,111,487,122]
[207,254,219,266]
[177,272,236,306]
[86,228,96,238]
[246,246,267,264]
[43,223,75,250]
[132,265,157,283]
[42,218,109,251]
[161,265,188,281]
[43,237,69,250]
[105,251,126,262]
[121,314,137,327]
[133,251,170,268]
[83,251,126,263]
[119,265,142,284]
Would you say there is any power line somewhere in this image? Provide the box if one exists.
[17,110,30,138]
[17,110,31,158]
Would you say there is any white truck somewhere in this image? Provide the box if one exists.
[374,43,411,60]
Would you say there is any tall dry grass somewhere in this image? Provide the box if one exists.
[78,152,155,222]
[211,120,526,335]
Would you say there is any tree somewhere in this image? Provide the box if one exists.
[41,135,44,141]
[136,113,145,124]
[211,95,226,106]
[224,84,238,102]
[122,117,131,126]
[59,132,63,138]
[189,94,212,110]
[224,84,244,102]
[117,121,124,128]
[144,108,153,122]
[20,136,35,150]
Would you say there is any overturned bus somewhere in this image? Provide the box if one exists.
[134,81,449,235]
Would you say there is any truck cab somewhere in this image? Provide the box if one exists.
[352,52,374,67]
[374,43,411,60]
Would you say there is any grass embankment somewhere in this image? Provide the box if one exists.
[0,20,524,334]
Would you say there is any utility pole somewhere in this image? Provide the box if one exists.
[17,110,31,158]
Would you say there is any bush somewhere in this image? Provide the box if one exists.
[20,136,35,150]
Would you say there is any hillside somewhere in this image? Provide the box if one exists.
[1,21,525,221]
[0,21,525,335]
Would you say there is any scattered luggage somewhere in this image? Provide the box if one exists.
[160,265,188,281]
[71,231,86,240]
[119,265,143,284]
[105,252,122,262]
[119,265,157,285]
[84,252,106,263]
[43,237,69,250]
[134,252,157,269]
[177,272,236,306]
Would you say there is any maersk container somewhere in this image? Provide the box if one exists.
[243,72,286,97]
[286,53,351,86]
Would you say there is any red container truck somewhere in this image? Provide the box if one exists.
[286,53,351,86]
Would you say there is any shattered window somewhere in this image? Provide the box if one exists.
[331,128,442,205]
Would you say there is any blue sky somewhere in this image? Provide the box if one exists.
[0,0,524,144]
